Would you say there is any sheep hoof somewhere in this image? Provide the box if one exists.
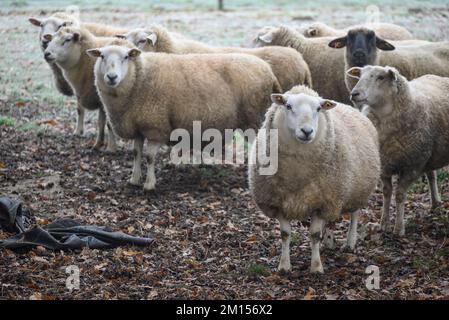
[310,264,324,274]
[105,146,117,154]
[92,142,103,151]
[380,221,390,233]
[128,178,141,187]
[393,225,405,237]
[431,201,441,210]
[143,183,156,192]
[341,244,356,253]
[277,264,291,273]
[73,129,84,137]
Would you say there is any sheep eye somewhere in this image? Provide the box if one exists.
[285,104,292,110]
[100,54,104,59]
[317,107,322,112]
[138,39,146,44]
[377,75,385,81]
[124,56,129,60]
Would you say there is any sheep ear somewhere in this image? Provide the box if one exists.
[258,32,273,44]
[307,27,317,37]
[376,37,395,51]
[115,34,127,39]
[328,36,347,49]
[86,48,102,58]
[271,94,286,106]
[128,48,141,58]
[387,68,398,81]
[346,67,362,79]
[29,17,42,27]
[147,33,157,46]
[320,99,337,110]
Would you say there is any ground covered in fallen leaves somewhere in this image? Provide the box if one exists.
[1,2,449,300]
[1,98,448,300]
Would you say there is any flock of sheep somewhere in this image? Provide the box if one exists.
[28,12,449,274]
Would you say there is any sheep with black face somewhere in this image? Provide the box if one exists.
[329,27,449,94]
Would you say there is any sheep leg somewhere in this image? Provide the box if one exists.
[309,214,324,273]
[74,103,85,136]
[105,122,117,153]
[380,175,393,232]
[277,215,292,272]
[426,170,441,209]
[394,172,418,237]
[143,141,161,191]
[347,210,359,251]
[129,137,144,186]
[93,108,106,150]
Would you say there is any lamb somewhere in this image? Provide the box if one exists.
[248,85,380,273]
[252,25,350,104]
[328,27,449,93]
[299,22,413,40]
[349,65,449,236]
[44,27,117,152]
[28,12,128,136]
[87,40,281,190]
[117,25,312,91]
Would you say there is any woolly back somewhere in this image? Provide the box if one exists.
[57,26,95,47]
[52,12,79,24]
[287,85,319,97]
[107,37,137,48]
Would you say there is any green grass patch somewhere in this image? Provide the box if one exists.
[0,116,16,126]
[246,264,269,277]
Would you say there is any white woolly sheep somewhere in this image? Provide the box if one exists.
[248,85,380,273]
[299,22,413,40]
[29,12,128,136]
[252,25,349,104]
[349,65,449,236]
[87,40,281,190]
[117,25,312,91]
[44,27,117,152]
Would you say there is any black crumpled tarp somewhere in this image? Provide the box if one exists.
[0,196,154,251]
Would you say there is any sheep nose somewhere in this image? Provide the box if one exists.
[353,50,365,58]
[301,127,314,138]
[107,74,118,81]
[351,91,360,99]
